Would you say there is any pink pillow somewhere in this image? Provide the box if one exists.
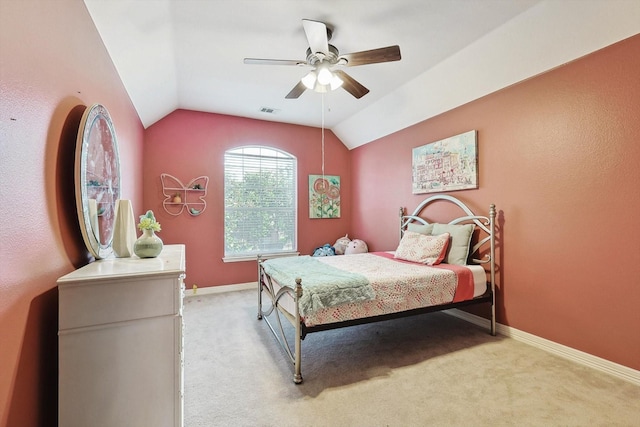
[394,231,450,265]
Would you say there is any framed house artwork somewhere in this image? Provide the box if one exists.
[309,175,340,218]
[412,130,478,194]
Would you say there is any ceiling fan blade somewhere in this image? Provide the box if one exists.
[333,70,369,99]
[339,45,401,66]
[285,81,307,99]
[244,58,306,66]
[302,19,329,56]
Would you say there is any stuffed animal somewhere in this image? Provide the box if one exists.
[333,234,351,255]
[312,244,336,257]
[344,239,368,255]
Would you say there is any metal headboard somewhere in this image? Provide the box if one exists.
[399,194,495,265]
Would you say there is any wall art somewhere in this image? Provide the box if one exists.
[309,175,340,219]
[412,130,478,194]
[161,173,209,216]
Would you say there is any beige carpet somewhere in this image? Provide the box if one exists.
[183,290,639,426]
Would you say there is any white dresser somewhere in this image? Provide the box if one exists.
[58,244,185,427]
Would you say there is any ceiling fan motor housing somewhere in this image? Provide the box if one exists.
[306,44,340,65]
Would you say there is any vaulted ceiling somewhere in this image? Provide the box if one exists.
[83,0,639,149]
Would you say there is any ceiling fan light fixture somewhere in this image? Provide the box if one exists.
[316,65,333,86]
[301,71,317,90]
[329,73,343,91]
[301,64,342,94]
[315,83,329,93]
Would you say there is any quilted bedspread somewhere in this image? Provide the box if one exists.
[306,252,474,326]
[263,253,475,325]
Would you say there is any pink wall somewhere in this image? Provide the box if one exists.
[143,110,351,289]
[0,1,144,426]
[350,35,640,370]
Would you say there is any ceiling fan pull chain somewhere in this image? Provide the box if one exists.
[321,93,325,182]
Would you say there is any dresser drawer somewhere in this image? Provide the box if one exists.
[59,275,180,330]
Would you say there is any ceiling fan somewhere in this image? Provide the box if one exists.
[244,19,401,99]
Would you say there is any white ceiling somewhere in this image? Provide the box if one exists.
[83,0,640,149]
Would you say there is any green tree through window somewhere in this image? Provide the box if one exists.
[224,146,297,258]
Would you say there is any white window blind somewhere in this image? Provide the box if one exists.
[224,146,297,259]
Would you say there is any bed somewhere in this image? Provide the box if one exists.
[257,194,496,383]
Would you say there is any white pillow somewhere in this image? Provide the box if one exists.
[394,231,450,265]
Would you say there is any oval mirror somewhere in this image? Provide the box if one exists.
[75,104,120,259]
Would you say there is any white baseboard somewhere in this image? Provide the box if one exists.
[445,308,640,386]
[183,282,256,297]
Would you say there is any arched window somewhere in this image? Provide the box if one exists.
[223,146,297,260]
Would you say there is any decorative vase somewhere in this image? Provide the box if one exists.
[133,229,163,258]
[112,200,137,258]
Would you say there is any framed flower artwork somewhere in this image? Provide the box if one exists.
[309,175,340,219]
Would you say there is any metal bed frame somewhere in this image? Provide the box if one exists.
[257,194,496,384]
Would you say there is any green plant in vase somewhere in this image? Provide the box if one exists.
[134,210,163,258]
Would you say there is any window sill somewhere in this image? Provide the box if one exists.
[222,251,300,263]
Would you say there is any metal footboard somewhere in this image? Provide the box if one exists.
[257,258,304,383]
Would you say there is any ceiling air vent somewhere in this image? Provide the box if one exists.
[259,107,279,114]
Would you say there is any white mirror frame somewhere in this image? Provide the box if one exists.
[75,104,121,259]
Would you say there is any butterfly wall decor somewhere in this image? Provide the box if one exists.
[161,173,209,216]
